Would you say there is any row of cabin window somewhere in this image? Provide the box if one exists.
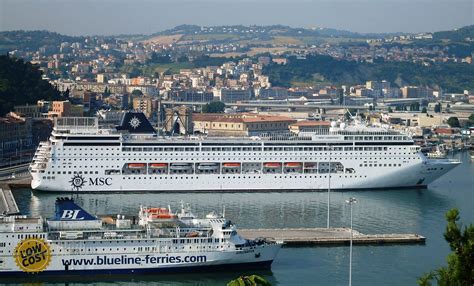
[53,152,414,162]
[360,163,402,167]
[343,136,407,140]
[120,146,395,152]
[49,245,229,253]
[121,175,369,179]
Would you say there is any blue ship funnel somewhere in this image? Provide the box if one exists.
[54,197,97,221]
[116,112,156,134]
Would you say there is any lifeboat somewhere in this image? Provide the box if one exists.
[169,163,192,170]
[264,162,282,168]
[186,231,200,238]
[128,163,146,169]
[222,162,241,168]
[285,162,302,168]
[196,163,219,170]
[146,208,176,220]
[149,163,168,169]
[304,163,317,169]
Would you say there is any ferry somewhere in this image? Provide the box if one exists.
[0,198,281,277]
[29,112,461,192]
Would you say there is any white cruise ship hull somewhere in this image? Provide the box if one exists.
[31,159,459,192]
[29,113,461,193]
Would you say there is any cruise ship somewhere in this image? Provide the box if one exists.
[0,197,280,276]
[29,112,460,192]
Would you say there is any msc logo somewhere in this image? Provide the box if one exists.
[69,174,85,191]
[61,210,84,220]
[69,175,112,191]
[89,177,112,186]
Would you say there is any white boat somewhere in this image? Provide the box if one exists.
[0,198,281,277]
[29,112,461,192]
[427,144,447,159]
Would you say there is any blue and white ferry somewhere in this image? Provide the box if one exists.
[0,198,281,277]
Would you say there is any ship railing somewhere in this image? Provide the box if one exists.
[54,117,100,134]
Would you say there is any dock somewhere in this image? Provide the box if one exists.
[0,175,30,215]
[240,228,425,246]
[0,187,20,215]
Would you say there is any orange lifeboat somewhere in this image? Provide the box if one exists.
[147,208,176,219]
[285,162,302,168]
[128,163,146,169]
[223,162,241,168]
[186,231,199,237]
[149,163,168,169]
[264,162,282,168]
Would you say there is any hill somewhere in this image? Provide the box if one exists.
[0,30,84,54]
[263,55,474,92]
[0,55,61,116]
[144,25,393,47]
[432,25,474,42]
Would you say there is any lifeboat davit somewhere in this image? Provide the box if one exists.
[149,163,168,169]
[264,162,282,168]
[223,162,241,168]
[128,163,146,169]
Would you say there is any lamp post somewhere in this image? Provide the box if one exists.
[345,197,357,286]
[327,146,332,228]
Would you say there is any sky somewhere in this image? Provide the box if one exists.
[0,0,473,36]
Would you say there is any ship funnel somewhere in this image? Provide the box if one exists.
[54,197,97,221]
[116,112,156,134]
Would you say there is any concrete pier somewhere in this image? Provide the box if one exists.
[240,228,425,246]
[0,176,31,215]
[0,187,20,215]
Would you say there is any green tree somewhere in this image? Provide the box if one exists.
[131,89,143,96]
[0,55,61,116]
[418,209,474,286]
[227,275,271,286]
[421,107,427,113]
[447,117,460,128]
[103,86,111,97]
[387,107,393,113]
[202,101,225,113]
[468,114,474,126]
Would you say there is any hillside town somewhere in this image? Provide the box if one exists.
[1,26,474,171]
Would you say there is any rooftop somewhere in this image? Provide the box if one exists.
[192,113,295,123]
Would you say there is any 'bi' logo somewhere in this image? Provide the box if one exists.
[60,210,84,220]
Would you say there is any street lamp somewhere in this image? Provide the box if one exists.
[345,197,357,286]
[327,146,332,228]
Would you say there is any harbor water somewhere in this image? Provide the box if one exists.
[5,152,473,285]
